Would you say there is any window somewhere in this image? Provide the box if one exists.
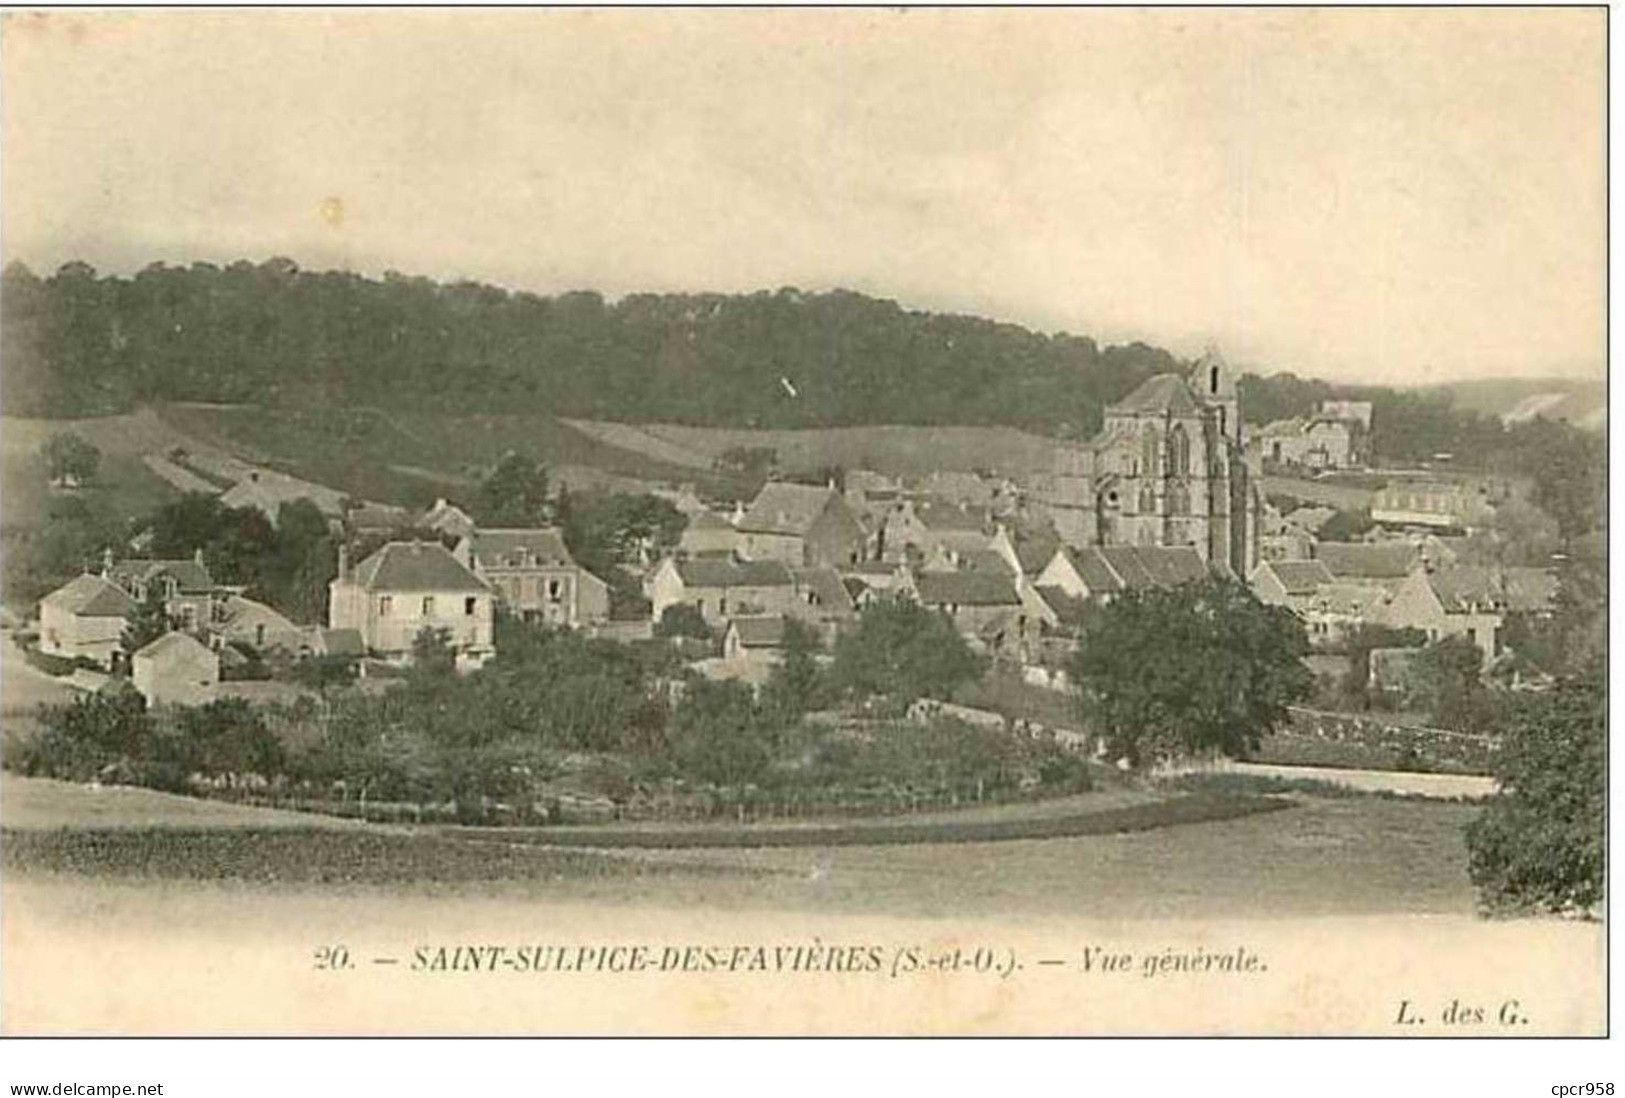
[1169,425,1191,476]
[464,597,477,616]
[255,624,266,647]
[547,579,563,603]
[1141,429,1158,478]
[421,596,435,616]
[378,596,393,616]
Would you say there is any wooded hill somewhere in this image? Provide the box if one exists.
[0,259,1601,505]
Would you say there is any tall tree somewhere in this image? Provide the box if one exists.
[120,586,176,659]
[472,452,551,527]
[1068,579,1312,767]
[1465,667,1604,913]
[830,596,984,704]
[40,432,101,486]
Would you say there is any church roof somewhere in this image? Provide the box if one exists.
[1108,374,1199,417]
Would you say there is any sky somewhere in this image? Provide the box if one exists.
[1,8,1605,385]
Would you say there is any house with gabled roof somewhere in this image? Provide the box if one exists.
[1034,544,1210,603]
[1311,541,1421,591]
[220,469,347,527]
[39,573,138,668]
[454,528,610,627]
[913,570,1024,653]
[880,496,990,563]
[418,497,478,542]
[106,551,219,631]
[735,482,865,567]
[1250,559,1337,609]
[132,630,220,707]
[328,541,495,667]
[206,594,305,654]
[646,556,796,627]
[1377,563,1559,665]
[677,510,741,558]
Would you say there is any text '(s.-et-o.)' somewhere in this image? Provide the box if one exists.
[312,942,1269,981]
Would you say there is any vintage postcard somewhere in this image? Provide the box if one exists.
[0,7,1606,1041]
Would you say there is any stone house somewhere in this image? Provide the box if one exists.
[1377,564,1558,666]
[418,498,478,542]
[132,631,220,707]
[453,528,610,627]
[721,614,787,667]
[677,511,741,558]
[913,571,1024,652]
[879,497,990,563]
[206,595,305,654]
[38,574,137,669]
[1033,544,1210,604]
[645,557,796,627]
[735,482,866,567]
[107,553,218,631]
[328,541,495,667]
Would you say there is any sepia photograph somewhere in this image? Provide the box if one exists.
[0,6,1607,1047]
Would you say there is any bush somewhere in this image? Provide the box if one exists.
[1465,671,1604,914]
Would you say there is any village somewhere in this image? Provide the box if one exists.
[22,349,1561,733]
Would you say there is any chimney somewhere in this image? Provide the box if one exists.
[193,547,205,567]
[337,542,349,581]
[101,547,114,578]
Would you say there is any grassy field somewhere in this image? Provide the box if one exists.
[156,404,744,504]
[1,410,188,530]
[0,772,1481,919]
[632,421,1069,477]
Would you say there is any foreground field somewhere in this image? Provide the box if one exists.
[1,773,1480,920]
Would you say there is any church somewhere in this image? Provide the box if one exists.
[1029,348,1260,578]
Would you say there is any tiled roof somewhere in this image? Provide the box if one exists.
[1426,566,1557,615]
[1061,546,1124,594]
[915,571,1020,607]
[1108,373,1199,417]
[729,615,787,648]
[789,566,855,615]
[1034,584,1092,626]
[215,595,298,632]
[1313,542,1419,580]
[1306,583,1388,617]
[109,558,215,593]
[1269,560,1336,595]
[1012,534,1061,574]
[685,511,735,531]
[913,498,986,532]
[134,630,215,663]
[956,549,1016,576]
[673,558,793,588]
[1096,545,1209,591]
[464,528,574,568]
[736,482,838,536]
[351,542,489,594]
[307,627,365,657]
[42,574,137,617]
